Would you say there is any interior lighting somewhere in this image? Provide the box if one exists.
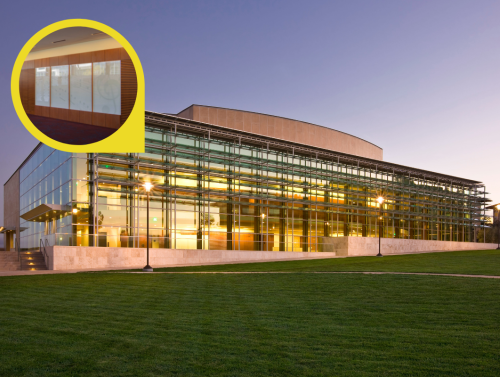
[72,208,78,214]
[377,196,385,204]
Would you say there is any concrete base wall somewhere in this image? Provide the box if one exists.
[45,239,498,271]
[46,247,337,271]
[328,237,497,257]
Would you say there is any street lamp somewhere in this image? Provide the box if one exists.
[496,204,500,250]
[143,182,154,272]
[376,196,385,257]
[261,213,266,250]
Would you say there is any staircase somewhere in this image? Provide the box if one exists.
[20,251,48,271]
[0,251,21,271]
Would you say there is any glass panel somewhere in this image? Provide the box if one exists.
[35,67,50,107]
[93,61,120,115]
[70,63,92,111]
[51,65,69,109]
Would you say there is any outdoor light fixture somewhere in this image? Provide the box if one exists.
[376,196,385,257]
[143,182,154,272]
[496,204,500,250]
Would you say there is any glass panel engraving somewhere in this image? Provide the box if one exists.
[93,61,120,115]
[35,67,50,107]
[51,65,69,109]
[70,63,92,111]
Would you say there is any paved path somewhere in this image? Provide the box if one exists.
[122,271,500,279]
[1,269,500,279]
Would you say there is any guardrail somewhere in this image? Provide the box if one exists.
[40,238,50,269]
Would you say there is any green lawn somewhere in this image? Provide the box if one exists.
[1,271,499,376]
[151,249,500,275]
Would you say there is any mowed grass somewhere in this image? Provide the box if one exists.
[152,249,500,275]
[0,272,499,376]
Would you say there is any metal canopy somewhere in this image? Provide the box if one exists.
[20,204,71,222]
[0,226,27,233]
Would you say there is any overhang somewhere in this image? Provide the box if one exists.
[20,204,71,222]
[0,226,28,233]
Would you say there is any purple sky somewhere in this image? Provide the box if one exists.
[1,0,499,246]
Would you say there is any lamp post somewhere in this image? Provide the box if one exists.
[261,213,266,250]
[496,204,500,250]
[377,196,385,257]
[143,182,154,272]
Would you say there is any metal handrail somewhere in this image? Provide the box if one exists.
[39,239,49,269]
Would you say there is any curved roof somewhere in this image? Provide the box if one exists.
[176,105,383,160]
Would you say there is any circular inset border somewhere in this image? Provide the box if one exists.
[11,19,145,153]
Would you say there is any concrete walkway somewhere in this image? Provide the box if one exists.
[124,271,500,279]
[1,269,500,279]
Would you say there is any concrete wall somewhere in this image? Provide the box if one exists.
[177,105,383,160]
[3,171,20,251]
[327,237,497,257]
[45,238,498,270]
[46,247,337,270]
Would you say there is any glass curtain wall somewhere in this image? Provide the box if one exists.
[19,125,486,251]
[19,145,72,250]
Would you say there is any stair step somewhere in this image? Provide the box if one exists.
[0,252,21,271]
[18,250,48,271]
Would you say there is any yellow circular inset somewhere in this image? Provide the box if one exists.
[11,19,145,152]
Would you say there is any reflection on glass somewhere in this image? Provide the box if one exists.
[93,61,120,115]
[70,63,92,111]
[51,65,69,109]
[17,128,483,251]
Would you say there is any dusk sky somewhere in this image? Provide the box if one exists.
[1,0,499,246]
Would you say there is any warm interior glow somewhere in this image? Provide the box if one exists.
[72,208,78,214]
[377,196,384,204]
[143,182,153,192]
[496,204,500,210]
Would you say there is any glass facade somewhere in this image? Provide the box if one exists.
[19,119,487,251]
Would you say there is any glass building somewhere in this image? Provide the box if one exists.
[16,109,488,252]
